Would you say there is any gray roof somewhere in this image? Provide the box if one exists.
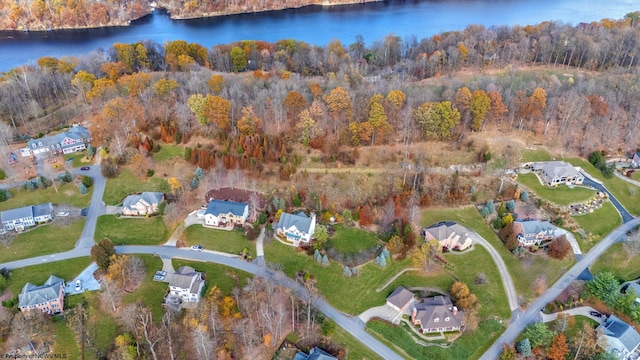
[532,161,582,181]
[204,199,247,217]
[628,283,640,297]
[276,212,314,235]
[32,203,53,218]
[122,192,164,209]
[516,220,556,237]
[169,266,203,292]
[423,222,468,241]
[295,348,337,360]
[413,295,465,331]
[27,126,90,150]
[1,206,33,222]
[18,275,64,308]
[387,286,415,309]
[597,315,640,353]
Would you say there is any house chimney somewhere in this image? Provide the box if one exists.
[411,307,417,321]
[452,306,458,315]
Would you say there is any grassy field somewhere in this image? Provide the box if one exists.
[63,151,91,168]
[94,215,168,245]
[366,318,503,360]
[153,145,185,162]
[120,255,166,320]
[545,315,598,340]
[172,259,253,296]
[521,149,553,163]
[102,168,170,205]
[518,173,595,206]
[333,326,384,360]
[183,226,255,257]
[0,182,92,211]
[572,201,621,249]
[53,320,82,359]
[421,206,575,302]
[326,225,380,254]
[0,219,84,263]
[6,257,92,295]
[591,243,640,281]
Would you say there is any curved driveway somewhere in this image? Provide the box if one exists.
[581,176,634,223]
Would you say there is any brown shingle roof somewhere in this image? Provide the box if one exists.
[386,286,415,309]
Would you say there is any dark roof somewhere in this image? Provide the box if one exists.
[276,212,314,235]
[413,295,465,331]
[204,200,247,217]
[205,187,265,209]
[18,275,64,308]
[295,347,337,360]
[32,203,53,218]
[597,314,640,353]
[516,220,556,237]
[122,192,164,209]
[386,286,415,309]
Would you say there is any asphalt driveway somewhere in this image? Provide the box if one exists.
[65,262,101,295]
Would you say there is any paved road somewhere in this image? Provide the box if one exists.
[614,170,640,187]
[480,217,640,360]
[581,176,634,223]
[72,165,107,249]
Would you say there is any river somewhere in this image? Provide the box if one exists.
[0,0,637,72]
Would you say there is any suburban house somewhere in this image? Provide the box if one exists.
[411,295,465,333]
[386,286,415,312]
[18,275,65,315]
[23,125,92,157]
[596,315,640,360]
[167,266,204,304]
[421,221,473,251]
[624,281,640,303]
[276,212,317,246]
[633,152,640,168]
[0,203,53,232]
[530,161,584,187]
[512,219,557,246]
[121,192,165,216]
[203,199,249,227]
[294,347,337,360]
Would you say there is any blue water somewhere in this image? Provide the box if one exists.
[0,0,637,72]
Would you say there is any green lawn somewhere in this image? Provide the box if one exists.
[153,145,185,162]
[631,171,640,182]
[183,226,255,258]
[6,257,92,295]
[518,173,595,206]
[591,243,640,281]
[572,201,621,250]
[0,182,92,211]
[172,259,252,296]
[366,318,503,360]
[545,315,598,340]
[102,168,170,205]
[333,326,384,360]
[53,321,82,359]
[0,219,85,263]
[121,255,166,320]
[94,215,168,245]
[521,149,553,163]
[326,225,380,254]
[421,206,575,302]
[63,151,92,168]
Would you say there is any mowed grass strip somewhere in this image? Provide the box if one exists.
[572,201,621,246]
[421,206,575,302]
[95,215,168,245]
[592,243,640,281]
[6,257,92,295]
[518,173,595,206]
[0,182,92,211]
[183,226,255,257]
[172,259,252,296]
[102,168,170,206]
[332,326,384,360]
[0,219,85,264]
[153,145,185,162]
[326,225,379,254]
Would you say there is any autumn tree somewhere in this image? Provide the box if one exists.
[411,239,442,271]
[91,238,115,271]
[548,235,571,259]
[413,101,461,140]
[230,46,247,72]
[487,90,508,125]
[167,177,183,196]
[454,86,472,130]
[237,105,263,136]
[548,333,569,360]
[385,89,406,125]
[296,110,317,147]
[449,281,477,310]
[324,86,353,134]
[368,94,392,144]
[283,90,308,122]
[106,255,146,292]
[470,89,491,131]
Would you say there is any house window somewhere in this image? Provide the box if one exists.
[31,143,36,148]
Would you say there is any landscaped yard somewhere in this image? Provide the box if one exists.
[153,145,185,162]
[102,168,170,205]
[0,182,92,211]
[122,255,166,319]
[182,225,256,258]
[366,317,503,360]
[63,151,92,168]
[631,171,640,182]
[545,315,598,340]
[332,326,384,360]
[591,243,640,281]
[421,206,575,302]
[6,257,92,295]
[572,201,621,251]
[326,224,380,254]
[94,215,169,245]
[172,259,253,296]
[517,173,595,206]
[0,219,85,263]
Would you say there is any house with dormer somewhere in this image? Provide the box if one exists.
[121,192,165,216]
[24,125,91,157]
[167,266,204,304]
[422,221,473,252]
[18,275,65,315]
[596,315,640,360]
[512,219,557,246]
[0,203,53,232]
[203,199,249,227]
[411,294,465,333]
[276,212,317,246]
[530,161,584,187]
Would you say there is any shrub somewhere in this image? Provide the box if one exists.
[81,175,93,188]
[520,191,529,202]
[59,172,72,183]
[516,338,531,357]
[0,189,10,202]
[146,169,155,177]
[25,180,37,191]
[485,199,495,213]
[0,168,6,180]
[79,183,88,194]
[506,199,516,212]
[548,236,571,259]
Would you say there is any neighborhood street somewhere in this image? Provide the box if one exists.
[479,217,640,360]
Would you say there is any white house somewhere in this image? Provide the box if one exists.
[275,212,317,246]
[167,266,204,303]
[596,315,640,360]
[530,161,584,187]
[0,203,53,232]
[24,125,91,157]
[121,192,165,216]
[203,200,249,227]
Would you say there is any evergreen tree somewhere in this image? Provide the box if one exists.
[195,167,204,179]
[321,254,329,266]
[191,177,199,190]
[314,249,321,262]
[79,183,88,194]
[343,266,352,277]
[517,338,531,357]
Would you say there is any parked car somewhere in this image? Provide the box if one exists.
[57,212,69,217]
[191,245,203,251]
[75,280,82,292]
[590,311,602,317]
[153,271,167,281]
[80,166,90,170]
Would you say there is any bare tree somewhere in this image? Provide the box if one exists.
[625,230,640,262]
[0,232,16,248]
[137,306,160,360]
